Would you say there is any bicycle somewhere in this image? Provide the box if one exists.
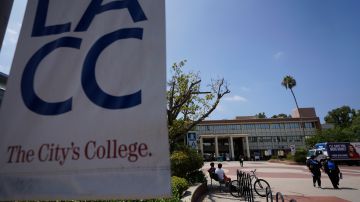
[229,169,270,198]
[249,169,270,197]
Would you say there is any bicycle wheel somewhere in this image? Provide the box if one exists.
[253,179,270,197]
[229,180,242,197]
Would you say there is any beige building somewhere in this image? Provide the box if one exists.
[195,108,321,161]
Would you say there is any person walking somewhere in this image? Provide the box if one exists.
[306,155,322,188]
[239,154,244,167]
[323,157,341,189]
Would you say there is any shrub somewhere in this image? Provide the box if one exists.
[294,148,307,164]
[186,170,207,184]
[170,147,204,180]
[171,176,189,198]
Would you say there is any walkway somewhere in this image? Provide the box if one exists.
[200,161,360,202]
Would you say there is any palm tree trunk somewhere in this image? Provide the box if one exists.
[290,88,306,139]
[290,89,300,111]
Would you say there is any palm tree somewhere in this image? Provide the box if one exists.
[282,75,305,138]
[281,75,300,111]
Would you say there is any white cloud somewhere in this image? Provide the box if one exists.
[224,95,247,102]
[273,51,284,60]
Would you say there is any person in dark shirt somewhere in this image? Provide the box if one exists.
[208,162,216,174]
[323,157,341,189]
[306,155,322,188]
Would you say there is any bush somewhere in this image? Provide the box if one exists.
[186,170,207,184]
[171,176,189,198]
[170,147,204,180]
[294,148,307,164]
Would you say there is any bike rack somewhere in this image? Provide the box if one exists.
[276,192,285,202]
[266,186,273,202]
[234,169,254,202]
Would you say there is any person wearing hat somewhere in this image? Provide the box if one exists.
[323,156,341,189]
[306,155,322,188]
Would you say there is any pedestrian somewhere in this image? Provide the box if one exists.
[323,157,341,189]
[306,155,322,188]
[239,154,244,167]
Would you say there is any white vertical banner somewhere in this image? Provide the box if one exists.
[187,132,197,149]
[0,0,170,200]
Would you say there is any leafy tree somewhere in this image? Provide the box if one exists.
[167,60,230,150]
[324,106,358,128]
[255,112,266,118]
[271,113,291,118]
[306,107,360,147]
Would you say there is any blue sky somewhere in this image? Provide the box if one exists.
[1,0,360,123]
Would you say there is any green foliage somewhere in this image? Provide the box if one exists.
[281,75,297,90]
[281,75,300,114]
[272,113,291,118]
[306,106,360,148]
[186,170,207,184]
[171,176,189,198]
[286,153,294,161]
[167,60,230,150]
[255,112,266,118]
[294,148,307,164]
[170,147,204,180]
[325,106,359,128]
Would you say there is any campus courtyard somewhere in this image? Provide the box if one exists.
[200,161,360,202]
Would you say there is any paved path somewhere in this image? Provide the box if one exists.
[201,161,360,202]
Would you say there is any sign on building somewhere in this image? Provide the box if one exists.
[0,0,170,200]
[187,132,197,149]
[290,144,296,156]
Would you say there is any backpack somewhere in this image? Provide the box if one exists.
[327,160,336,170]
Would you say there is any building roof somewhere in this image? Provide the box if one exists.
[199,116,320,125]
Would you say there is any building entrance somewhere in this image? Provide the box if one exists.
[218,138,230,160]
[233,137,244,160]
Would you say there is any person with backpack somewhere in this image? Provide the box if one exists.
[306,155,322,188]
[323,157,341,189]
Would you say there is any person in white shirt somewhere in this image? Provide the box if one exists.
[215,163,231,183]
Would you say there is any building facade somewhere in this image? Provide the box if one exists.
[195,108,321,161]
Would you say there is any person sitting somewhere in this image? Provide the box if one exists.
[208,162,216,174]
[215,163,231,183]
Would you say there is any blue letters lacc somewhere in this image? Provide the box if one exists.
[82,28,143,109]
[21,37,81,115]
[22,0,147,115]
[32,0,71,36]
